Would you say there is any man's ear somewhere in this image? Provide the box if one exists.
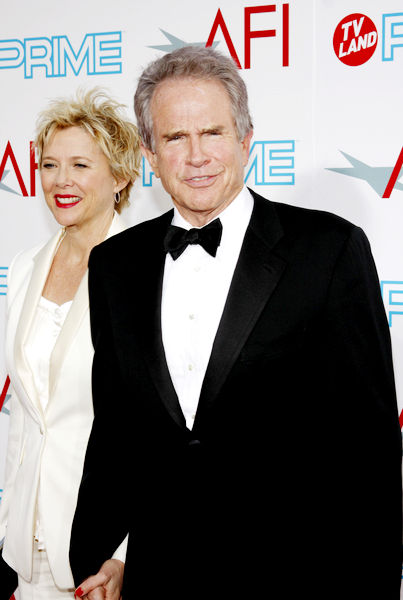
[241,130,253,167]
[141,142,160,178]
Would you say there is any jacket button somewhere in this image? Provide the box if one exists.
[189,439,201,446]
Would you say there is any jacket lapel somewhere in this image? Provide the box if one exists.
[194,192,287,430]
[14,230,65,415]
[48,213,127,400]
[132,195,287,432]
[136,210,187,430]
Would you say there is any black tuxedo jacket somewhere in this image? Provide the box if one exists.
[70,190,402,599]
[0,553,17,600]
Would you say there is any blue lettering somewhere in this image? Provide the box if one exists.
[0,266,7,296]
[383,13,403,61]
[244,140,295,185]
[380,280,403,326]
[0,39,24,68]
[0,32,122,78]
[142,156,155,187]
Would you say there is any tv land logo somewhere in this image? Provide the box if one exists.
[327,148,403,198]
[0,31,122,79]
[149,3,290,69]
[333,11,403,65]
[143,140,295,187]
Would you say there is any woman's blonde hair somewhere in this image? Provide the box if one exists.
[35,88,141,212]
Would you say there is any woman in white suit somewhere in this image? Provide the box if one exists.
[0,89,141,599]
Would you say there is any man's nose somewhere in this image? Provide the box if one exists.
[187,137,209,167]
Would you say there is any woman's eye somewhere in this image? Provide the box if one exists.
[75,163,87,168]
[42,162,55,169]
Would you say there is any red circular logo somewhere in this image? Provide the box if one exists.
[333,13,378,66]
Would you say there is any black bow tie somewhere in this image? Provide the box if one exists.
[164,218,223,260]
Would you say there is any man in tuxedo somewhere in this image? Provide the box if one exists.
[70,46,402,599]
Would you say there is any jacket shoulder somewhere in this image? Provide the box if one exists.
[250,189,362,242]
[91,209,173,262]
[7,239,48,299]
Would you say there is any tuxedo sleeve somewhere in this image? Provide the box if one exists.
[69,245,132,586]
[318,225,402,591]
[0,551,17,600]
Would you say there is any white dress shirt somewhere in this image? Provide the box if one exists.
[161,186,254,429]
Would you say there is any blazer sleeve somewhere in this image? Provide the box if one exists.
[69,246,132,586]
[0,252,26,543]
[0,252,26,599]
[318,225,402,590]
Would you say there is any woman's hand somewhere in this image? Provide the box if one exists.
[74,559,124,600]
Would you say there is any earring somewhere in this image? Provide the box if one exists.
[115,191,121,204]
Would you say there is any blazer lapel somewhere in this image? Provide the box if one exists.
[48,213,127,400]
[194,193,287,429]
[14,230,65,414]
[135,210,186,430]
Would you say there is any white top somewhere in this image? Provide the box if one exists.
[25,296,72,413]
[24,295,72,548]
[161,186,254,430]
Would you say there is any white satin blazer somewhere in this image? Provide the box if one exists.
[0,214,127,588]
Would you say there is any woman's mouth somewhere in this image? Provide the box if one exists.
[55,195,81,208]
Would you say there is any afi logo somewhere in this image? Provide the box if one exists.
[0,141,38,197]
[327,148,403,198]
[149,4,290,69]
[207,4,289,69]
[0,376,10,414]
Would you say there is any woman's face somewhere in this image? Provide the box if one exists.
[40,125,119,230]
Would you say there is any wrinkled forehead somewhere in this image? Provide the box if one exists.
[153,74,229,101]
[150,76,234,127]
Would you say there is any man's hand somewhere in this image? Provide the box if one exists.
[74,559,124,600]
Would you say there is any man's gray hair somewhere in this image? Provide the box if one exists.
[134,46,253,151]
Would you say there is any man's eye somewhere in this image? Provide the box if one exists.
[166,133,185,142]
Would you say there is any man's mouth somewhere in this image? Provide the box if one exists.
[185,174,218,186]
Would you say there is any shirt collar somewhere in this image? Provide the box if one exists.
[171,186,254,232]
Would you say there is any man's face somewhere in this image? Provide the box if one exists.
[142,77,252,227]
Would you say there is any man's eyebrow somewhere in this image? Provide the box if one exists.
[163,125,225,140]
[200,125,224,134]
[163,130,187,140]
